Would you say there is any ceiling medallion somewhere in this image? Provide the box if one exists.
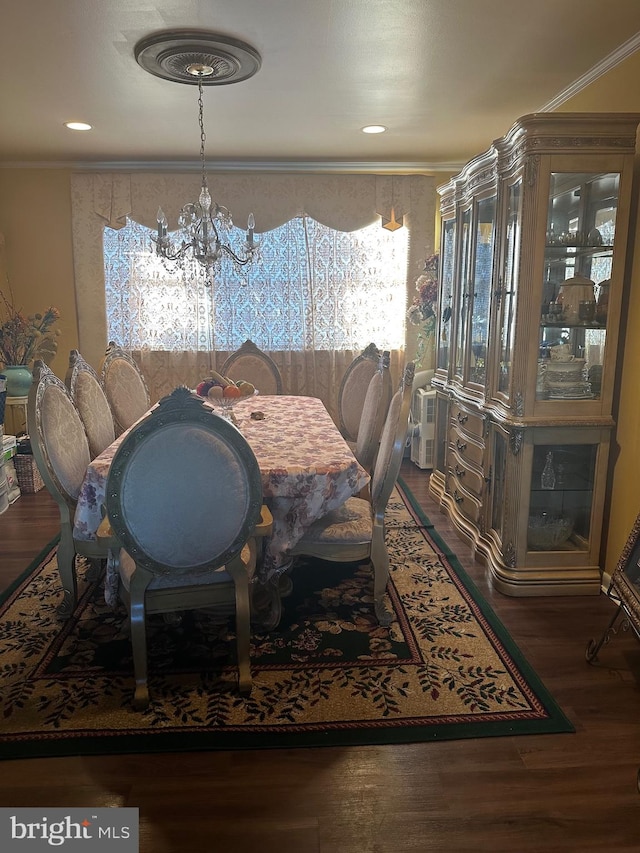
[134,30,261,85]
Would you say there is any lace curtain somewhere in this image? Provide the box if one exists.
[71,172,437,419]
[103,215,409,418]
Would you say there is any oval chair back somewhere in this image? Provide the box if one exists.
[221,340,283,395]
[65,349,115,459]
[105,386,267,708]
[354,350,392,472]
[28,361,110,618]
[337,342,381,441]
[100,342,150,435]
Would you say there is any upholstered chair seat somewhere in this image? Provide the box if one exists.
[117,542,256,591]
[294,498,372,544]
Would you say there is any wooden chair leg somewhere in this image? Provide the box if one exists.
[371,526,392,626]
[129,567,152,709]
[56,525,78,620]
[229,557,252,694]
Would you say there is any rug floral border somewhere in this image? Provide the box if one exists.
[0,482,573,759]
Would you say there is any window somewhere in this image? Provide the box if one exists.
[104,215,409,353]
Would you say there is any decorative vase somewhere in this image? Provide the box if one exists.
[541,451,556,490]
[415,331,436,371]
[2,365,33,397]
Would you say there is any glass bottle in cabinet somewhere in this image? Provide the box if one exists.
[537,171,619,402]
[527,443,597,554]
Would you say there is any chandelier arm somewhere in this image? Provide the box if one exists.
[151,236,192,263]
[219,244,253,265]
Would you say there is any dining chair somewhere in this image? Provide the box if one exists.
[27,361,117,619]
[291,361,415,625]
[337,342,382,441]
[65,349,116,459]
[348,350,393,474]
[100,386,273,709]
[221,339,283,395]
[99,342,151,435]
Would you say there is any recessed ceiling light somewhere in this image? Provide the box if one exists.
[361,125,387,134]
[65,121,92,131]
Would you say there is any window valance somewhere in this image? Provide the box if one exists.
[71,171,436,368]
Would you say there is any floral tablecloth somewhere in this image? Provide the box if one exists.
[73,395,370,606]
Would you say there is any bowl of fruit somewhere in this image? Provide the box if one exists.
[195,371,257,422]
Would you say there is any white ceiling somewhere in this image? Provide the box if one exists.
[2,0,640,171]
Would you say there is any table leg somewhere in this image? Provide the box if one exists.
[250,578,283,631]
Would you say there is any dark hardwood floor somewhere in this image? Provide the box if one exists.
[1,461,639,852]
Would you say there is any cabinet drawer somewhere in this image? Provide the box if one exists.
[450,402,484,440]
[449,450,484,498]
[448,425,485,468]
[446,474,481,525]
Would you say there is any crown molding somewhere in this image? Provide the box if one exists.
[540,31,640,112]
[0,159,464,175]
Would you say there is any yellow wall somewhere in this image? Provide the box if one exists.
[0,168,78,378]
[557,51,640,578]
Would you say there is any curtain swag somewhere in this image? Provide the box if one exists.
[71,171,436,368]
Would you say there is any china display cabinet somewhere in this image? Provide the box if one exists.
[430,113,640,596]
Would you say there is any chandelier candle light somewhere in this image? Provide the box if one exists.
[135,31,262,285]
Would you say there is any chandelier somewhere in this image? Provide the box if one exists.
[134,31,262,284]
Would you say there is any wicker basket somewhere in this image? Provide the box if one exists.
[14,454,45,493]
[527,514,573,550]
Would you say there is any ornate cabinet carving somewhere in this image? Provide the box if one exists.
[430,113,640,596]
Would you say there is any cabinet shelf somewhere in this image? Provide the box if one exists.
[530,488,593,495]
[544,244,613,254]
[540,321,605,330]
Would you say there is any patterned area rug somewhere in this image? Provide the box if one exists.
[0,480,573,759]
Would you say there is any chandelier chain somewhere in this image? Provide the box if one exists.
[198,78,207,187]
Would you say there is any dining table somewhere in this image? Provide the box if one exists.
[73,393,370,623]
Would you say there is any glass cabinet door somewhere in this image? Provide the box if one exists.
[437,217,456,373]
[453,206,472,381]
[527,442,597,553]
[434,392,449,476]
[536,171,619,402]
[497,178,522,398]
[489,425,508,546]
[468,194,496,389]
